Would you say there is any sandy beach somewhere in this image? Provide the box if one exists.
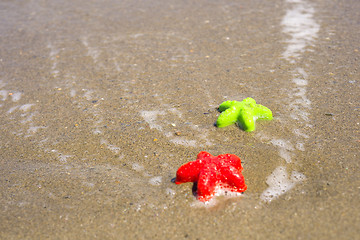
[0,0,359,239]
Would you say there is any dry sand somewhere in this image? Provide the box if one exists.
[0,0,359,239]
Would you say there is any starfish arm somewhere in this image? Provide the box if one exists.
[220,165,247,192]
[218,154,243,171]
[242,97,257,105]
[197,164,218,202]
[237,107,256,132]
[218,100,238,112]
[175,160,204,184]
[253,104,273,120]
[196,151,212,160]
[217,106,242,128]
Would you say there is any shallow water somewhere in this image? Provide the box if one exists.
[1,0,359,239]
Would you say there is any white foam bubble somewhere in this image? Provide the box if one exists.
[291,171,306,182]
[293,87,306,98]
[0,90,8,101]
[279,148,294,163]
[132,163,144,172]
[140,108,212,147]
[81,89,94,101]
[70,89,77,97]
[149,176,162,186]
[19,104,35,112]
[27,126,47,134]
[7,106,19,113]
[213,186,244,198]
[82,182,95,188]
[100,139,121,154]
[93,128,102,135]
[47,43,61,77]
[260,166,305,202]
[47,43,60,57]
[165,188,176,196]
[190,185,244,208]
[296,142,305,151]
[293,128,309,138]
[270,139,294,151]
[289,108,310,122]
[289,97,312,108]
[82,37,100,62]
[140,110,165,131]
[20,112,36,124]
[168,107,183,118]
[11,92,22,102]
[50,149,73,163]
[287,0,303,3]
[293,78,308,86]
[58,154,72,162]
[169,138,197,147]
[190,198,218,208]
[296,67,309,78]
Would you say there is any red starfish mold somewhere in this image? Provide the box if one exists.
[175,151,247,202]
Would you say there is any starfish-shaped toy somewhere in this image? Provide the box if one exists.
[175,151,247,202]
[216,97,273,132]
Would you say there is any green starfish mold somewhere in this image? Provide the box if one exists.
[216,97,273,132]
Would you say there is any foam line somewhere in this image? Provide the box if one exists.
[261,0,318,202]
[282,0,320,62]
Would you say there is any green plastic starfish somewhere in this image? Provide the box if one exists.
[216,97,273,132]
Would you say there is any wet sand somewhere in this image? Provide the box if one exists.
[0,0,359,239]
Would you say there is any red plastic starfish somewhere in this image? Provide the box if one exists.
[175,151,247,202]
